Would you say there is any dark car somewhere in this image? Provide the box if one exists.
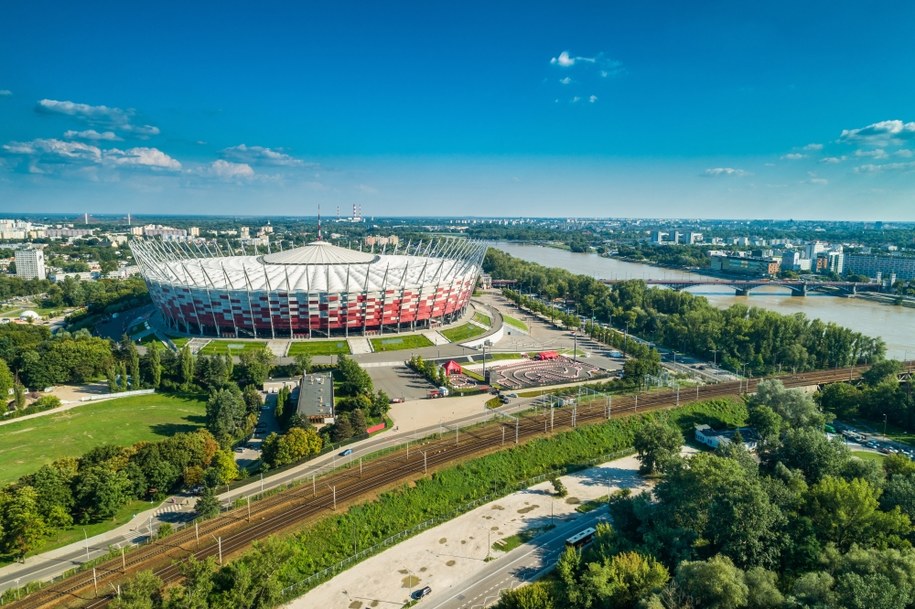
[339,448,353,456]
[411,586,432,600]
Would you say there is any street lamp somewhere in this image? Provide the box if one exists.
[883,413,888,438]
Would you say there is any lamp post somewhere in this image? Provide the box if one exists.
[884,413,888,438]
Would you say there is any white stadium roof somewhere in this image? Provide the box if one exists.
[131,238,486,294]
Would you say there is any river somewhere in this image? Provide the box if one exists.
[489,242,915,360]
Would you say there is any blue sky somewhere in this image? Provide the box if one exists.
[2,0,915,220]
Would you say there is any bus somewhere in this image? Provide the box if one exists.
[565,527,596,549]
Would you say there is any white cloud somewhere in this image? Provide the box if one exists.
[550,50,624,77]
[3,138,102,163]
[781,153,806,160]
[588,95,598,104]
[103,147,181,170]
[571,96,581,103]
[854,161,915,173]
[703,167,749,177]
[35,98,159,137]
[895,149,913,158]
[840,119,915,145]
[559,77,573,85]
[0,90,11,97]
[820,156,847,164]
[222,144,305,167]
[210,159,254,179]
[64,129,122,141]
[803,143,823,151]
[804,172,828,185]
[855,148,887,159]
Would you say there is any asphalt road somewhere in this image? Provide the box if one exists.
[426,509,608,609]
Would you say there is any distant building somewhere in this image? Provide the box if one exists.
[650,230,668,244]
[845,253,915,280]
[295,372,335,424]
[15,247,46,280]
[709,254,780,277]
[46,228,94,239]
[687,232,703,244]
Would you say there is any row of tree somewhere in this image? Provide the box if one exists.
[0,429,234,560]
[498,379,915,608]
[486,249,885,375]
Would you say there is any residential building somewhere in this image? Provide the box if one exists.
[15,247,46,280]
[709,254,780,277]
[844,253,915,280]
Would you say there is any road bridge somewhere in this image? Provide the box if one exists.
[601,278,883,297]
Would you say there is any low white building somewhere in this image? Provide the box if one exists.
[694,424,758,451]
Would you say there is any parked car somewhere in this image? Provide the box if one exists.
[411,586,432,600]
[390,397,405,404]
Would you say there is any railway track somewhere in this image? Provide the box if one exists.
[11,363,912,609]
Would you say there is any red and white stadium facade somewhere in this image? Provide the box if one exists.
[130,238,488,338]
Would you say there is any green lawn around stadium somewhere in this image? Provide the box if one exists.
[0,393,207,485]
[441,323,487,342]
[370,334,434,352]
[198,340,268,355]
[288,340,352,356]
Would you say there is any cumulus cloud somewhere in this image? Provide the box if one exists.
[64,129,122,141]
[35,98,159,137]
[221,144,305,167]
[820,156,847,164]
[855,148,887,159]
[781,153,806,160]
[550,50,624,77]
[896,149,914,158]
[104,147,180,170]
[703,167,749,177]
[588,95,598,103]
[803,143,823,151]
[559,76,573,85]
[3,137,179,171]
[855,161,915,174]
[210,159,254,179]
[804,172,828,185]
[840,119,915,145]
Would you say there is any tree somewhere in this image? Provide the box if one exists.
[806,476,910,551]
[262,428,323,468]
[0,486,48,559]
[195,486,220,519]
[744,567,784,609]
[494,582,554,609]
[209,450,239,487]
[12,381,26,410]
[205,386,248,446]
[579,551,670,607]
[294,353,312,375]
[336,355,373,396]
[179,346,195,390]
[749,379,824,429]
[0,357,13,402]
[164,556,217,609]
[110,569,163,609]
[748,406,782,449]
[237,349,274,387]
[551,478,568,498]
[675,555,748,609]
[634,419,682,475]
[210,536,291,609]
[147,342,162,388]
[766,427,849,484]
[74,467,133,522]
[861,359,902,388]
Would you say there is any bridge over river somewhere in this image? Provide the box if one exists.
[601,278,884,297]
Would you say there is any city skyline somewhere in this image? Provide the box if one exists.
[3,1,915,220]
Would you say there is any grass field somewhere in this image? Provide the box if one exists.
[370,334,434,352]
[288,340,351,356]
[472,312,491,326]
[851,450,886,463]
[171,337,191,349]
[199,341,267,355]
[441,323,487,343]
[502,314,528,332]
[0,393,207,485]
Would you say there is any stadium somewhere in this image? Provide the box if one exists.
[130,238,488,338]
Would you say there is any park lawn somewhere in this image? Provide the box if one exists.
[370,334,433,352]
[288,340,351,356]
[472,312,491,326]
[502,314,528,332]
[851,450,886,463]
[199,340,267,355]
[0,392,207,485]
[441,323,486,343]
[171,337,191,349]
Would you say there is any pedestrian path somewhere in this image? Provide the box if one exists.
[423,330,450,346]
[267,339,290,357]
[348,337,373,354]
[187,338,211,355]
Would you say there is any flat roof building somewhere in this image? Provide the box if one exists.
[295,372,335,424]
[15,247,46,280]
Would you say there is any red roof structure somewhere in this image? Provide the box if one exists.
[442,360,463,375]
[536,350,560,361]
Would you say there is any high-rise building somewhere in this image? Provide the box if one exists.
[15,247,46,280]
